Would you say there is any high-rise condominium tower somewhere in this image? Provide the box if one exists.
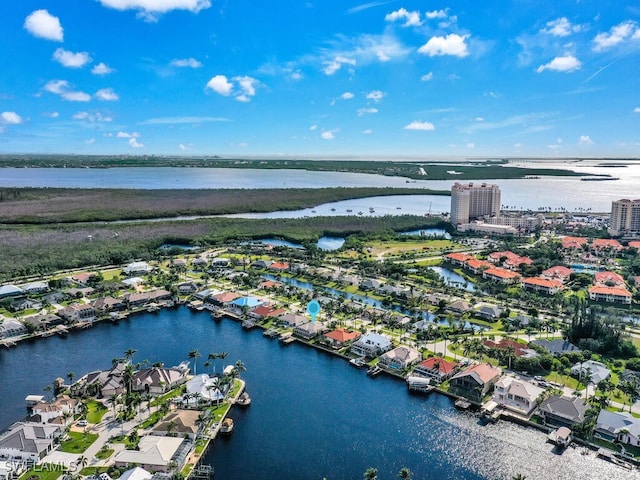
[609,199,640,237]
[450,182,501,225]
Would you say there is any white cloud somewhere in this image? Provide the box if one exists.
[43,111,59,118]
[362,129,372,134]
[425,9,448,19]
[536,55,581,73]
[404,121,435,131]
[321,130,336,140]
[420,72,433,81]
[323,56,356,75]
[85,138,95,145]
[141,116,228,125]
[634,107,640,113]
[98,0,211,21]
[178,143,193,151]
[73,111,112,122]
[309,124,318,131]
[385,8,421,27]
[24,10,63,42]
[291,71,303,80]
[0,112,23,125]
[92,62,115,75]
[170,58,202,68]
[53,48,92,68]
[357,107,378,116]
[541,17,581,37]
[593,21,640,51]
[366,90,384,102]
[117,131,140,138]
[206,75,233,96]
[44,80,91,102]
[129,137,144,148]
[341,92,354,100]
[418,34,469,57]
[234,76,257,97]
[579,135,593,145]
[467,142,475,149]
[95,88,119,101]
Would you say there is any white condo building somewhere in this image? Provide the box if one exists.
[450,182,501,225]
[609,199,640,237]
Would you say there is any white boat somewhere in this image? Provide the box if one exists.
[237,392,251,406]
[349,357,366,368]
[220,417,234,434]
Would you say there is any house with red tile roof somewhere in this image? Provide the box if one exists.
[259,280,282,290]
[450,363,502,403]
[592,238,622,251]
[445,252,473,266]
[561,236,588,249]
[482,339,530,358]
[269,262,290,271]
[594,271,626,287]
[629,241,640,250]
[211,291,241,306]
[412,357,458,383]
[482,267,522,284]
[522,277,564,295]
[320,328,361,349]
[588,285,632,304]
[488,251,533,270]
[249,304,287,320]
[541,265,572,283]
[465,258,492,274]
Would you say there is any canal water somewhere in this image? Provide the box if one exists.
[0,308,632,479]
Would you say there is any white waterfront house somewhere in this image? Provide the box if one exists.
[350,333,392,358]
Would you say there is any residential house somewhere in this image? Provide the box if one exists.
[0,423,61,462]
[570,360,611,385]
[248,305,286,321]
[30,395,79,425]
[447,300,471,314]
[377,346,421,371]
[23,314,63,333]
[474,304,502,321]
[492,376,545,416]
[360,278,383,291]
[561,236,588,249]
[251,260,272,269]
[449,363,502,403]
[488,251,533,270]
[153,410,201,440]
[482,267,521,284]
[81,362,127,397]
[132,367,188,395]
[465,258,492,274]
[209,292,241,307]
[59,304,96,324]
[444,252,472,266]
[0,319,28,340]
[595,410,640,447]
[278,313,309,328]
[483,339,537,358]
[122,262,153,276]
[177,282,197,295]
[8,298,42,312]
[412,357,458,383]
[541,266,572,284]
[293,322,326,340]
[350,333,392,358]
[531,339,580,356]
[538,395,588,428]
[20,282,48,294]
[320,328,361,349]
[522,277,563,295]
[269,262,289,271]
[114,435,189,473]
[588,285,632,304]
[126,289,172,308]
[592,238,622,253]
[0,285,23,300]
[594,271,626,287]
[93,296,127,313]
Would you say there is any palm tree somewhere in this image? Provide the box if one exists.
[108,394,120,416]
[166,420,178,437]
[66,372,75,385]
[363,467,378,480]
[122,363,135,395]
[78,456,89,471]
[398,468,413,480]
[124,348,138,364]
[208,353,218,375]
[219,352,228,372]
[234,360,246,378]
[512,474,527,480]
[188,349,201,376]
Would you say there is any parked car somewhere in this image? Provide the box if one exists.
[77,419,88,426]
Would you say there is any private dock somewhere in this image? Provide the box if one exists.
[406,376,434,393]
[367,365,382,377]
[263,328,279,338]
[454,399,472,410]
[597,448,635,470]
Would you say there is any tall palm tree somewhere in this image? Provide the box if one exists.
[398,468,413,480]
[363,467,378,480]
[124,348,138,364]
[219,352,228,372]
[66,372,75,385]
[188,349,201,376]
[234,360,247,378]
[108,394,120,417]
[208,353,219,375]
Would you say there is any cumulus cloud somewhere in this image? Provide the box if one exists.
[95,88,119,101]
[129,137,144,148]
[418,34,469,57]
[420,72,433,81]
[321,130,336,140]
[0,112,23,125]
[541,17,581,37]
[44,80,91,102]
[170,58,202,68]
[404,121,435,131]
[53,48,92,68]
[385,8,421,27]
[366,90,384,102]
[98,0,211,21]
[43,111,59,118]
[322,56,356,75]
[536,55,581,73]
[593,20,640,51]
[634,107,640,113]
[234,76,257,97]
[178,143,193,151]
[341,92,354,100]
[73,111,112,122]
[579,135,593,145]
[362,129,372,134]
[117,131,140,138]
[92,62,115,75]
[357,107,378,116]
[24,10,63,42]
[206,75,233,96]
[425,9,448,19]
[309,124,318,131]
[291,70,303,80]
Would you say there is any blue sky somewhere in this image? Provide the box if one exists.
[1,0,639,157]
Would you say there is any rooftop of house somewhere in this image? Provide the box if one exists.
[483,267,521,279]
[522,277,563,288]
[416,357,458,375]
[539,395,588,422]
[452,363,502,384]
[323,328,361,343]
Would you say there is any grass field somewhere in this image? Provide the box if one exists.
[59,431,98,454]
[367,239,456,257]
[86,399,108,424]
[19,467,64,480]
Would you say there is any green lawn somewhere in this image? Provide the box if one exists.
[79,467,110,476]
[86,399,108,424]
[140,410,165,429]
[19,466,64,480]
[59,431,98,454]
[95,447,114,460]
[150,386,184,407]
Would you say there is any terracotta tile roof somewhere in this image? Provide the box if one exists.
[466,258,492,270]
[541,265,572,280]
[269,262,290,270]
[522,277,563,289]
[488,251,533,266]
[483,267,521,279]
[417,357,458,375]
[445,252,472,262]
[324,328,361,343]
[594,271,625,287]
[629,241,640,249]
[592,238,622,249]
[259,280,282,289]
[561,236,588,249]
[454,363,502,383]
[588,285,631,297]
[483,339,528,357]
[213,292,241,302]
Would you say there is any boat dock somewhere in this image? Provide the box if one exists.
[597,448,635,470]
[367,365,382,377]
[263,328,279,338]
[406,376,434,393]
[454,399,472,410]
[242,319,257,329]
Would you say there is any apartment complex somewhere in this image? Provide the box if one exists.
[450,182,501,225]
[609,199,640,237]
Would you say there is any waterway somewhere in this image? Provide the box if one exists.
[0,307,628,479]
[1,161,639,212]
